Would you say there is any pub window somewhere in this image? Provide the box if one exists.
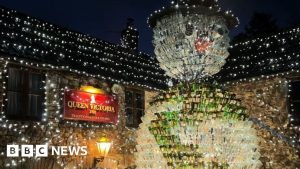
[125,88,144,128]
[290,81,300,125]
[5,66,45,121]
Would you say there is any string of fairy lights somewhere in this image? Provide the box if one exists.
[253,79,300,149]
[0,7,167,90]
[147,0,239,29]
[222,72,300,153]
[216,27,300,81]
[121,24,139,51]
[0,0,299,168]
[147,0,299,167]
[0,57,136,168]
[148,0,239,82]
[0,8,162,167]
[0,60,49,168]
[210,25,300,153]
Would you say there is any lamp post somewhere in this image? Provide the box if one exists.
[93,137,112,168]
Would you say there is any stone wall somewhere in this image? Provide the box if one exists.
[144,90,159,110]
[0,61,136,169]
[225,77,300,169]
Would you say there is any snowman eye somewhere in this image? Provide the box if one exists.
[217,28,224,35]
[185,23,194,36]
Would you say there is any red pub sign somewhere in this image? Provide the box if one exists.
[63,88,118,124]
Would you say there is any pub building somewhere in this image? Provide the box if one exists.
[0,3,300,169]
[0,6,166,169]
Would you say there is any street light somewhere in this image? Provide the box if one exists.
[93,137,112,168]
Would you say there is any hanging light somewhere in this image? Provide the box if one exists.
[96,137,112,157]
[80,86,105,94]
[93,137,112,168]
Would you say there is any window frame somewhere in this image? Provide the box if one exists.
[125,87,145,128]
[4,64,46,121]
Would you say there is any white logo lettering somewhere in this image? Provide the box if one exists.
[7,145,19,157]
[21,145,34,157]
[36,144,48,157]
[7,145,88,157]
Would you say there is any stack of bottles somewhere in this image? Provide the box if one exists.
[135,102,174,169]
[135,83,262,169]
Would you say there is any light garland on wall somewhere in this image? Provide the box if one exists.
[0,61,52,168]
[0,9,165,167]
[221,72,300,157]
[0,57,137,168]
[0,53,166,91]
[121,19,139,51]
[0,7,167,90]
[219,77,300,168]
[216,27,300,81]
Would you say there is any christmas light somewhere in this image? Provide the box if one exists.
[216,27,300,81]
[136,83,262,169]
[149,0,238,81]
[0,7,167,91]
[135,0,262,168]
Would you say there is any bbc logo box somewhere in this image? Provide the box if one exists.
[7,145,48,157]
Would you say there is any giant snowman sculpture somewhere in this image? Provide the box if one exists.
[135,0,262,168]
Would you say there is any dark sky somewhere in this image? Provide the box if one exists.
[0,0,299,54]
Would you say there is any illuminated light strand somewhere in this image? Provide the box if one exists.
[121,21,139,51]
[137,0,265,168]
[148,0,239,82]
[221,73,300,158]
[0,63,133,168]
[147,0,239,28]
[0,7,167,90]
[0,62,51,167]
[0,56,165,91]
[215,27,300,81]
[0,7,144,167]
[135,83,262,169]
[152,13,231,81]
[249,117,300,149]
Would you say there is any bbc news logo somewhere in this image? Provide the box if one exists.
[7,145,87,157]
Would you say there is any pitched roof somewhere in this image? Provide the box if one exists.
[4,6,299,86]
[216,27,300,81]
[0,6,167,90]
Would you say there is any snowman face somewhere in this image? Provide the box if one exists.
[153,13,230,81]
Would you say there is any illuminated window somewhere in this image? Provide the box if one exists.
[5,65,45,121]
[125,88,144,127]
[290,81,300,125]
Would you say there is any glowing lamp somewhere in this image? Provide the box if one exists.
[80,86,105,94]
[93,137,112,168]
[96,137,111,157]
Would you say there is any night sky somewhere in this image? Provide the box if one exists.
[0,0,299,55]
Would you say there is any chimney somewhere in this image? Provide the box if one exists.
[121,18,139,51]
